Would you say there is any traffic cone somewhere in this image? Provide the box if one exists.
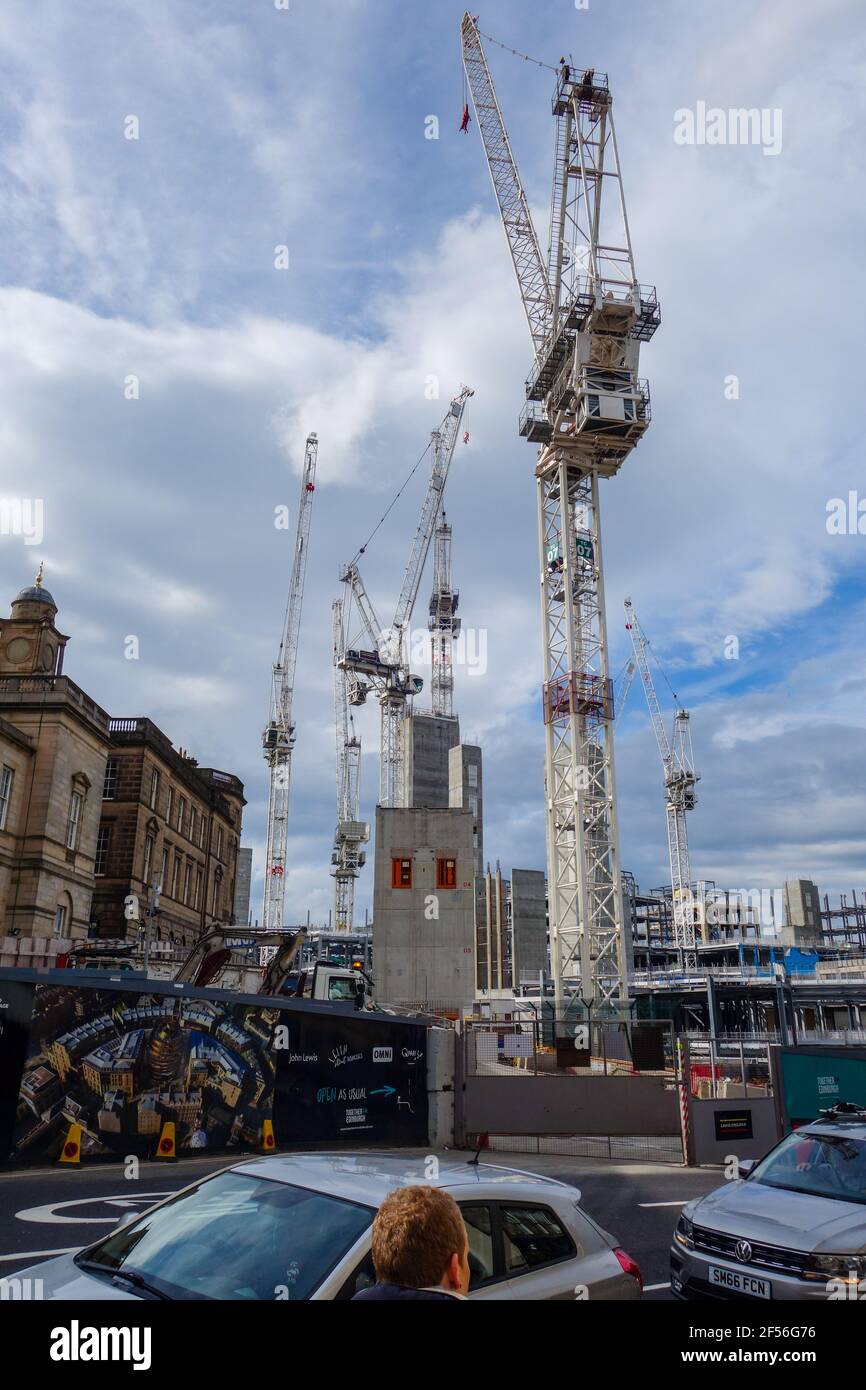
[154,1121,177,1162]
[56,1122,83,1167]
[259,1118,276,1154]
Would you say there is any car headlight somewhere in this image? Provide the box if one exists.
[807,1254,866,1283]
[674,1215,695,1250]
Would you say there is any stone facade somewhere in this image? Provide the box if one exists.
[0,572,245,959]
[0,577,110,943]
[91,721,246,948]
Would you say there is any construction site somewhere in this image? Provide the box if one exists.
[232,15,866,1053]
[0,8,863,1171]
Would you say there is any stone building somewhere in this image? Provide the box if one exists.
[91,720,245,947]
[0,571,110,945]
[0,570,245,962]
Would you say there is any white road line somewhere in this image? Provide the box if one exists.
[643,1281,669,1292]
[638,1200,689,1207]
[0,1247,80,1263]
[16,1193,168,1225]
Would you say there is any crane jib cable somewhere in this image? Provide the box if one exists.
[474,26,559,74]
[346,436,434,570]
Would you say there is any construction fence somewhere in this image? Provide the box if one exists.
[457,1018,684,1164]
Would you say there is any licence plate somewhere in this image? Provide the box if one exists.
[708,1265,771,1299]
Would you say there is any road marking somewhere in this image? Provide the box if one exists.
[0,1247,80,1263]
[638,1200,689,1207]
[16,1193,169,1225]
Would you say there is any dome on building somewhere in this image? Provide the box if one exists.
[10,564,57,615]
[14,583,56,607]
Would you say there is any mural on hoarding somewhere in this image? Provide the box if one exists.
[12,984,283,1161]
[1,977,428,1163]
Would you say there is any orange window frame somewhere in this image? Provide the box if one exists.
[391,857,412,889]
[437,857,457,890]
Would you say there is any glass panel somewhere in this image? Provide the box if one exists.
[501,1205,574,1272]
[459,1203,495,1288]
[77,1171,372,1300]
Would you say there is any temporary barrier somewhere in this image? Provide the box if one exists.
[0,968,429,1165]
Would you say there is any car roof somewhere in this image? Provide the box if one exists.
[799,1120,866,1142]
[226,1153,576,1208]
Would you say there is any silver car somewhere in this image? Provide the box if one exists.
[17,1153,642,1301]
[671,1104,866,1301]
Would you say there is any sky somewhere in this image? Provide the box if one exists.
[1,0,865,927]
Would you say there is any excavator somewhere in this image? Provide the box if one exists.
[173,923,371,1005]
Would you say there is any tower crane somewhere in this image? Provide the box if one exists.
[461,15,660,1012]
[331,597,369,932]
[339,386,473,807]
[429,512,461,719]
[261,431,318,933]
[624,598,699,969]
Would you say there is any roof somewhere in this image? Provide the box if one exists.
[228,1152,575,1208]
[14,583,56,607]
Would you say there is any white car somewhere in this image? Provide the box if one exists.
[18,1153,642,1301]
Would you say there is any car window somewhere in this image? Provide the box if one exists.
[500,1204,575,1273]
[335,1250,376,1301]
[459,1203,497,1288]
[76,1171,373,1300]
[751,1131,866,1204]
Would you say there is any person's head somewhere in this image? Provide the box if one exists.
[370,1185,470,1294]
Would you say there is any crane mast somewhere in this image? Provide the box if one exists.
[429,513,460,718]
[262,432,318,933]
[624,599,699,968]
[462,14,660,1013]
[330,598,369,932]
[339,387,472,808]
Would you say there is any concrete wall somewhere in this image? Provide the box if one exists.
[781,879,823,948]
[511,868,547,983]
[688,1096,782,1166]
[404,713,460,809]
[460,1073,680,1142]
[372,805,476,1012]
[427,1025,455,1147]
[234,847,252,925]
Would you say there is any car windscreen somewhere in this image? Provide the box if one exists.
[750,1131,866,1205]
[75,1170,372,1299]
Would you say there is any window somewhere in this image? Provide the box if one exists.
[437,857,457,890]
[212,873,221,917]
[468,764,478,788]
[460,1204,497,1289]
[160,848,169,892]
[142,835,155,887]
[189,808,197,845]
[171,853,181,900]
[335,1251,376,1302]
[193,867,203,911]
[183,861,192,906]
[0,766,14,831]
[95,824,110,875]
[469,795,478,818]
[149,767,160,810]
[53,904,67,936]
[178,796,186,836]
[391,857,412,889]
[215,825,223,860]
[103,758,118,800]
[500,1205,575,1273]
[166,787,173,825]
[66,790,83,851]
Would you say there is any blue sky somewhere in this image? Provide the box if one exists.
[1,0,865,925]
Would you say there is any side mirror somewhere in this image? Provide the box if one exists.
[114,1209,138,1229]
[737,1158,758,1178]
